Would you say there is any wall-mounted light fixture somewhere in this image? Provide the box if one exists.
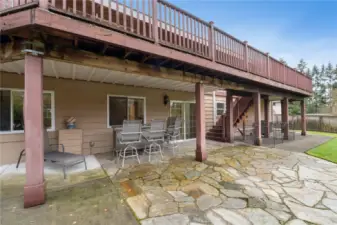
[163,94,170,106]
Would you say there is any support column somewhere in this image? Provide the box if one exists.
[301,100,306,136]
[24,54,45,208]
[195,83,207,162]
[281,97,289,140]
[225,90,234,143]
[254,92,262,146]
[264,97,270,138]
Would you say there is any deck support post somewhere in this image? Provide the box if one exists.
[264,97,270,138]
[23,54,45,208]
[254,92,262,146]
[225,90,234,143]
[301,99,306,136]
[281,97,289,140]
[195,82,207,162]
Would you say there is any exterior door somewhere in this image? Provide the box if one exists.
[170,101,196,140]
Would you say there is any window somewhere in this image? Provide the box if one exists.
[216,102,225,116]
[0,89,55,133]
[108,95,145,126]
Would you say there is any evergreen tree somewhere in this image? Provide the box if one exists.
[297,59,307,73]
[326,62,335,111]
[279,58,287,65]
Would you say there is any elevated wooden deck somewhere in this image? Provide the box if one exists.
[0,0,312,96]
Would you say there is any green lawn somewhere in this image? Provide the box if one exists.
[306,131,337,163]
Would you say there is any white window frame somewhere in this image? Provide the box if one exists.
[216,101,225,116]
[107,94,146,128]
[0,88,55,134]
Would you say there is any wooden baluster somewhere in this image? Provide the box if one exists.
[130,0,133,32]
[182,14,185,48]
[244,41,248,72]
[83,0,86,17]
[178,11,181,47]
[186,16,189,49]
[148,0,152,39]
[164,4,167,42]
[91,0,95,19]
[116,0,120,25]
[208,22,214,61]
[123,0,127,30]
[73,0,76,14]
[136,0,140,35]
[63,0,66,10]
[174,9,177,45]
[108,0,111,24]
[158,2,162,41]
[100,0,103,21]
[51,0,55,7]
[169,7,173,43]
[142,0,145,36]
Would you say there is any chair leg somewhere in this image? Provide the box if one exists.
[148,144,153,162]
[16,149,25,169]
[122,146,127,168]
[83,157,87,170]
[63,166,66,179]
[134,147,140,164]
[158,143,163,160]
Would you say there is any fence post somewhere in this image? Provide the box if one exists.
[266,52,270,79]
[244,41,248,72]
[208,21,215,61]
[152,0,159,44]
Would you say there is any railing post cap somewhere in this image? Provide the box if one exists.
[209,21,214,25]
[243,40,248,44]
[266,52,269,55]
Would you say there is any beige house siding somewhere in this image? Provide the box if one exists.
[0,72,195,165]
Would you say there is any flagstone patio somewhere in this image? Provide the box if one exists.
[102,143,337,225]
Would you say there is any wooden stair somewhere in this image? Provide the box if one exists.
[206,96,253,141]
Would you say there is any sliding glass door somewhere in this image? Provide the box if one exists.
[170,101,196,140]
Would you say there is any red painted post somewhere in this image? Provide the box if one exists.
[39,0,48,9]
[244,41,249,72]
[208,21,215,61]
[264,97,270,138]
[23,54,45,208]
[266,52,270,79]
[301,99,306,136]
[152,0,159,44]
[195,82,207,162]
[225,90,234,143]
[254,92,262,146]
[282,97,289,140]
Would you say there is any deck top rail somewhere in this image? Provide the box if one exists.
[0,0,312,93]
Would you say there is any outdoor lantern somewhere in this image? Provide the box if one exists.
[163,94,169,106]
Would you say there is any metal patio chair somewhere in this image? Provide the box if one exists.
[165,117,182,155]
[117,120,142,167]
[16,129,87,179]
[142,119,166,162]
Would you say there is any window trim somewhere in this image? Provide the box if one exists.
[107,94,146,128]
[0,88,55,134]
[216,101,225,116]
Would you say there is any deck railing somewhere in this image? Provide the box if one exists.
[0,0,312,93]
